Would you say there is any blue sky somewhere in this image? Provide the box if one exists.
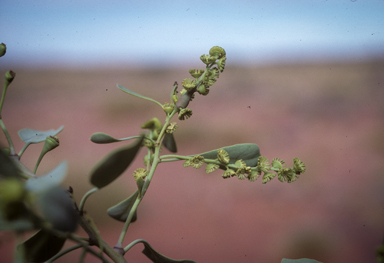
[1,0,383,68]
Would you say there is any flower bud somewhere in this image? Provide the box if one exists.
[5,70,16,85]
[42,136,60,153]
[209,46,226,59]
[0,43,6,57]
[176,91,193,109]
[162,103,175,115]
[141,118,162,132]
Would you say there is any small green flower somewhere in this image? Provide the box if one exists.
[178,108,193,120]
[236,167,251,180]
[189,69,204,79]
[181,78,197,91]
[200,54,217,64]
[163,103,175,114]
[217,149,230,164]
[166,122,178,133]
[293,157,306,175]
[222,169,236,179]
[248,170,260,182]
[277,168,296,183]
[262,172,276,184]
[209,46,226,59]
[142,138,154,148]
[188,156,205,169]
[133,168,148,181]
[217,56,226,72]
[234,159,246,169]
[257,156,270,173]
[205,163,219,174]
[271,158,285,170]
[196,84,209,96]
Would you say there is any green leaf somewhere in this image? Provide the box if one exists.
[107,190,139,222]
[196,143,260,168]
[18,126,64,144]
[281,259,322,263]
[36,186,78,232]
[140,240,196,263]
[25,161,67,192]
[18,229,66,263]
[90,132,121,143]
[90,135,144,188]
[162,133,177,153]
[117,84,163,108]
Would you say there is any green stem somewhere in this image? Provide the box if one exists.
[79,187,99,212]
[0,118,15,155]
[46,244,83,263]
[68,234,113,263]
[116,109,178,248]
[123,239,147,253]
[77,214,126,263]
[115,197,141,248]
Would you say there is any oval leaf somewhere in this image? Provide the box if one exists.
[36,186,78,232]
[90,135,143,188]
[107,190,139,222]
[162,133,177,153]
[18,229,66,262]
[196,143,260,168]
[140,240,196,263]
[90,132,121,144]
[18,126,64,144]
[25,161,67,192]
[281,259,322,263]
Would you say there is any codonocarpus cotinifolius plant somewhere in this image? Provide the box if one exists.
[0,44,310,263]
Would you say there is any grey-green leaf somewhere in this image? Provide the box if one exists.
[196,143,260,168]
[90,135,143,188]
[18,126,64,144]
[140,240,196,263]
[18,229,66,263]
[162,133,177,153]
[25,161,67,192]
[281,259,323,263]
[107,190,139,222]
[36,186,78,232]
[90,132,121,144]
[117,84,164,108]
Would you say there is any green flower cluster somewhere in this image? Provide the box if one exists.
[256,157,306,184]
[182,148,306,184]
[174,46,227,120]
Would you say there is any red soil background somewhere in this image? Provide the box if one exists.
[1,60,384,262]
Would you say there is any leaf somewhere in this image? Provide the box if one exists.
[36,186,78,232]
[90,135,144,188]
[25,161,67,192]
[18,229,66,263]
[90,132,122,143]
[117,84,163,108]
[162,133,177,153]
[281,259,323,263]
[196,143,260,168]
[107,190,139,222]
[18,126,64,144]
[140,240,196,263]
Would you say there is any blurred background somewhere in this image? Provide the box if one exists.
[1,0,384,262]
